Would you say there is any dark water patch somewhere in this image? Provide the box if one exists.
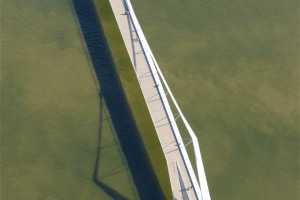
[72,0,164,199]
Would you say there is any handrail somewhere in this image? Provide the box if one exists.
[150,53,211,200]
[122,0,211,199]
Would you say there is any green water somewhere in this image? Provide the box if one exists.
[131,0,299,199]
[1,0,299,199]
[1,0,137,199]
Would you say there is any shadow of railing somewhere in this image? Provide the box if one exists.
[72,0,164,199]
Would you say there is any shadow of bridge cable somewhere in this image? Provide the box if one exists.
[72,0,164,199]
[93,95,128,200]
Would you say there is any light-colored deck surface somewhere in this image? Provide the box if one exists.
[109,0,199,199]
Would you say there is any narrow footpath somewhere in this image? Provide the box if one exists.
[108,0,203,199]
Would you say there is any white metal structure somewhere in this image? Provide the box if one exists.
[109,0,211,199]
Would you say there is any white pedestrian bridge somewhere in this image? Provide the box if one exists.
[109,0,211,199]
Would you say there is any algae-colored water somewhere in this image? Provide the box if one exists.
[2,0,299,199]
[1,0,138,199]
[131,0,299,199]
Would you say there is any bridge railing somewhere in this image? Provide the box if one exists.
[122,0,211,199]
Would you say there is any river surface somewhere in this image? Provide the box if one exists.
[2,0,138,199]
[2,0,299,199]
[131,0,299,199]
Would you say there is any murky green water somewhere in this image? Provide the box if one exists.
[131,0,299,199]
[2,0,299,199]
[1,0,137,199]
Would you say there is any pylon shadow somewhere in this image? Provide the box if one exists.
[72,0,164,199]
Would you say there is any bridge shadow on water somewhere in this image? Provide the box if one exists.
[72,0,164,199]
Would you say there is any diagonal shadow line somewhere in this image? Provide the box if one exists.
[92,95,128,200]
[71,0,130,198]
[177,164,189,200]
[123,2,138,70]
[72,0,164,199]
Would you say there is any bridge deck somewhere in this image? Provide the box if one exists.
[108,0,199,199]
